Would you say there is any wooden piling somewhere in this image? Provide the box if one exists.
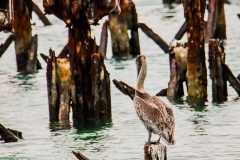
[208,39,227,102]
[13,0,32,72]
[205,0,218,43]
[109,0,140,59]
[13,0,39,73]
[144,143,167,160]
[167,42,187,100]
[109,0,130,59]
[44,0,113,121]
[215,0,226,40]
[46,49,72,121]
[205,0,227,42]
[183,0,208,99]
[46,49,58,121]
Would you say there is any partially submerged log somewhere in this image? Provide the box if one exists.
[222,64,240,96]
[138,23,169,53]
[0,34,14,57]
[167,42,187,100]
[72,151,89,160]
[183,0,208,99]
[32,1,52,26]
[112,79,135,100]
[208,39,227,102]
[144,143,167,160]
[113,79,166,99]
[0,123,22,143]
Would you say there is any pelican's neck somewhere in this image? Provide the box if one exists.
[136,62,147,93]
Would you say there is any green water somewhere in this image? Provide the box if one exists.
[1,0,240,159]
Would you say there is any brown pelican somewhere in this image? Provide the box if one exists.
[133,55,176,145]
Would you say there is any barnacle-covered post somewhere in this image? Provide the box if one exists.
[43,0,117,121]
[109,0,140,59]
[183,0,208,99]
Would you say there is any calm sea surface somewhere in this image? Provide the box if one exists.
[1,0,240,159]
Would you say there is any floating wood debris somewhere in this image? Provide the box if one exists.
[0,123,23,143]
[0,33,14,57]
[72,151,89,160]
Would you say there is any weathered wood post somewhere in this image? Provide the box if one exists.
[183,0,208,99]
[13,0,39,73]
[208,39,227,102]
[109,0,140,59]
[46,49,72,121]
[44,0,117,121]
[215,0,226,40]
[0,123,23,143]
[205,0,218,42]
[167,42,187,100]
[205,0,226,42]
[144,143,167,160]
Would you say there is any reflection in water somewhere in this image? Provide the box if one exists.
[49,120,72,132]
[74,118,112,134]
[9,73,37,91]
